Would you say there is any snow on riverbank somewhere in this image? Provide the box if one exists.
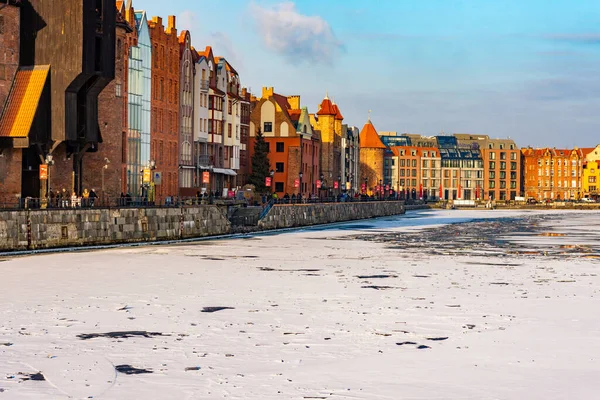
[1,209,599,399]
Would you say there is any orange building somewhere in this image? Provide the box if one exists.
[249,88,320,196]
[148,15,180,199]
[522,147,586,201]
[390,146,441,200]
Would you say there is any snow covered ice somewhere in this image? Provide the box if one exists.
[1,209,599,399]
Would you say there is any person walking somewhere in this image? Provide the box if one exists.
[89,189,98,207]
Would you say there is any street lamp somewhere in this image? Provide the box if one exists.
[299,171,303,197]
[101,157,110,206]
[379,179,383,199]
[270,169,275,194]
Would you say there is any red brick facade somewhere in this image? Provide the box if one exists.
[149,16,180,199]
[0,3,21,201]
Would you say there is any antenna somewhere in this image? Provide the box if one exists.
[368,110,372,121]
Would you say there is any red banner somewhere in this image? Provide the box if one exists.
[39,164,48,180]
[419,184,423,199]
[334,181,339,189]
[439,184,443,199]
[294,178,300,188]
[316,180,322,189]
[265,177,272,187]
[457,183,461,199]
[202,171,210,184]
[475,186,480,199]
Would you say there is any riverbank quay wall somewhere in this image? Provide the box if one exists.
[258,201,406,230]
[0,202,409,251]
[0,206,231,251]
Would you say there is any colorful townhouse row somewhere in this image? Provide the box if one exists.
[1,0,598,205]
[377,130,600,201]
[0,0,250,203]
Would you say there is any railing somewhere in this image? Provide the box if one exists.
[259,199,274,220]
[0,195,242,211]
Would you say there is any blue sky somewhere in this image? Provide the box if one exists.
[137,0,600,147]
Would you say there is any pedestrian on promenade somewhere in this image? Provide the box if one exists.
[90,189,98,207]
[82,188,90,207]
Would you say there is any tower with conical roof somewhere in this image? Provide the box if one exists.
[316,92,343,188]
[359,117,386,193]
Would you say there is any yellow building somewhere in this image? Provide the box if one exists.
[359,118,386,193]
[583,160,600,199]
[314,94,344,189]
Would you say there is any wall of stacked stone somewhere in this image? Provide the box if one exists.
[258,201,406,230]
[0,206,230,251]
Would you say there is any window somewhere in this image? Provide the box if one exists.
[115,83,122,97]
[590,176,597,183]
[500,152,506,160]
[412,169,417,177]
[500,162,506,170]
[275,182,284,192]
[228,100,232,115]
[489,152,496,160]
[276,142,284,152]
[400,159,406,167]
[228,123,232,138]
[500,181,506,189]
[510,171,517,180]
[412,159,417,167]
[500,171,506,179]
[489,180,496,189]
[489,171,496,179]
[264,122,272,132]
[276,162,284,172]
[511,152,517,160]
[489,161,496,169]
[422,160,429,168]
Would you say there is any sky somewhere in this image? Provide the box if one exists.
[135,0,600,148]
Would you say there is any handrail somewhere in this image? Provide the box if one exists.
[258,199,274,220]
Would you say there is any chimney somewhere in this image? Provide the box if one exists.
[167,15,176,33]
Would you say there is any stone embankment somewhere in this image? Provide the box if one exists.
[258,201,406,230]
[0,201,408,252]
[0,206,230,251]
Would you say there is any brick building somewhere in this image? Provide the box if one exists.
[0,0,24,201]
[359,118,386,194]
[249,87,320,196]
[389,146,441,200]
[522,147,587,201]
[149,15,179,199]
[82,5,134,203]
[314,94,343,191]
[1,0,116,201]
[437,136,484,201]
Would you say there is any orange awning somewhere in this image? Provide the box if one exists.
[0,65,50,139]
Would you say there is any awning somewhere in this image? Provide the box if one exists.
[212,168,237,176]
[0,66,50,145]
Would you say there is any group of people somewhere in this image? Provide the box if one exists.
[48,188,98,208]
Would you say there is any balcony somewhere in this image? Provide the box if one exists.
[197,154,210,166]
[200,80,209,92]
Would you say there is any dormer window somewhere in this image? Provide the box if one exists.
[488,144,493,149]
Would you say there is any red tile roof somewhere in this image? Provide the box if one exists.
[0,66,49,138]
[317,97,335,116]
[332,103,344,120]
[359,120,387,149]
[288,109,301,122]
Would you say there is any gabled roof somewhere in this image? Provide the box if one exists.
[359,120,386,149]
[0,66,49,138]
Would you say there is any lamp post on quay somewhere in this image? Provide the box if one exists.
[101,158,110,206]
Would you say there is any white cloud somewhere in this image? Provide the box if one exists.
[249,2,344,65]
[210,31,245,73]
[178,10,197,33]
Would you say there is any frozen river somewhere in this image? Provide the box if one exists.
[1,209,599,399]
